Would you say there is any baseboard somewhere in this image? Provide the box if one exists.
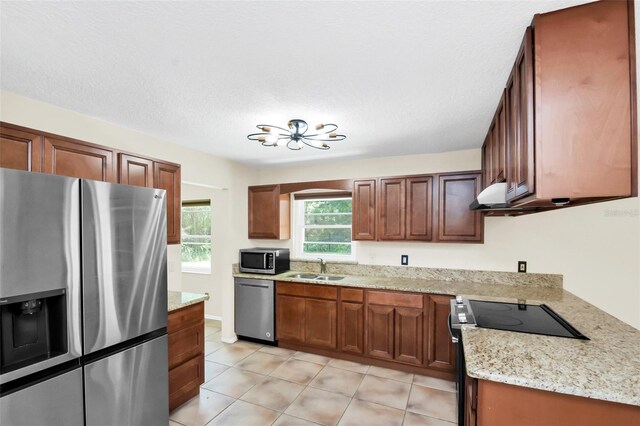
[205,314,222,321]
[221,335,238,344]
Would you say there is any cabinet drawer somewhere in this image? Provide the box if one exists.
[341,288,364,303]
[277,282,306,297]
[367,291,423,308]
[305,285,337,300]
[169,354,204,411]
[168,322,204,370]
[168,303,204,334]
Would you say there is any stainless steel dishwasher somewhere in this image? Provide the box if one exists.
[234,277,276,343]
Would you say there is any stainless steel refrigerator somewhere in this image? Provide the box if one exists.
[0,168,168,426]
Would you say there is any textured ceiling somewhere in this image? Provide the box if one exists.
[0,1,590,166]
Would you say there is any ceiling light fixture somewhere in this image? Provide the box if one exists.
[247,119,346,151]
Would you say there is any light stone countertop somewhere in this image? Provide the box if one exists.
[168,290,209,312]
[233,270,640,407]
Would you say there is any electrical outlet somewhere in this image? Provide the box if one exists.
[401,255,409,266]
[518,261,527,273]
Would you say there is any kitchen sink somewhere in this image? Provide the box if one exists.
[287,273,320,280]
[315,275,345,281]
[286,273,345,281]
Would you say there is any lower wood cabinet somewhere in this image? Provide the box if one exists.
[276,282,338,350]
[276,282,456,380]
[168,302,205,411]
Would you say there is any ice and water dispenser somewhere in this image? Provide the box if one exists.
[0,289,68,374]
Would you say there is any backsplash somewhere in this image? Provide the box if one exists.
[233,261,563,288]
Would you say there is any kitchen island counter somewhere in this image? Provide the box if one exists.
[168,291,209,312]
[233,270,640,407]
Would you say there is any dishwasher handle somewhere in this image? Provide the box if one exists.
[238,283,270,289]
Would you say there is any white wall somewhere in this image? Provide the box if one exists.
[257,149,640,330]
[0,91,256,340]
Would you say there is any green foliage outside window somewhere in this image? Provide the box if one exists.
[181,204,211,263]
[301,198,352,256]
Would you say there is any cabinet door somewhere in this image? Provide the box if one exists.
[118,153,154,187]
[154,161,181,245]
[276,295,305,343]
[43,137,113,181]
[340,302,364,354]
[378,178,405,240]
[0,126,43,172]
[305,298,337,349]
[366,304,394,361]
[436,173,483,243]
[352,180,376,240]
[248,184,282,239]
[506,27,535,202]
[481,137,491,190]
[427,295,456,372]
[394,307,424,366]
[493,92,507,183]
[406,176,433,241]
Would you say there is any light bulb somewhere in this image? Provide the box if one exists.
[315,123,325,130]
[297,140,303,149]
[266,134,278,144]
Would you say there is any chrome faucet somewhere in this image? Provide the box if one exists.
[317,258,327,274]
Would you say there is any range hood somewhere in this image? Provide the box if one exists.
[469,183,509,210]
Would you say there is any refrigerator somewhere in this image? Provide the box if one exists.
[0,168,169,426]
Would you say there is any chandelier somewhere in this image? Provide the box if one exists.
[247,119,346,150]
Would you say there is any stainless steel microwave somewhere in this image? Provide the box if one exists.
[239,248,290,275]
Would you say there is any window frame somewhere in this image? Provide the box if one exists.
[181,199,212,275]
[294,196,356,262]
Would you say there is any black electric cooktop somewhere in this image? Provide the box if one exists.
[468,300,589,340]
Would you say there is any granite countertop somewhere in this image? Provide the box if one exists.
[233,270,640,406]
[168,290,209,312]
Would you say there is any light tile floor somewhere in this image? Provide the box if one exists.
[170,320,457,426]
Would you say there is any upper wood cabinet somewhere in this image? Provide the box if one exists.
[378,176,433,241]
[436,172,483,243]
[0,122,182,245]
[118,153,154,188]
[482,1,637,208]
[43,136,114,182]
[248,184,290,240]
[352,179,377,241]
[0,125,43,172]
[505,27,535,202]
[154,161,181,245]
[378,178,406,240]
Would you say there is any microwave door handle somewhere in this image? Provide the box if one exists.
[263,253,268,269]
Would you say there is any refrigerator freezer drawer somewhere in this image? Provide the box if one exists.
[0,367,84,426]
[234,278,275,342]
[84,334,169,426]
[81,179,168,354]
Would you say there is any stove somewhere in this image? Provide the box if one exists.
[448,296,588,426]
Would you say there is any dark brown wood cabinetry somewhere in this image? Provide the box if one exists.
[276,282,338,350]
[43,136,114,182]
[436,172,483,242]
[276,282,456,380]
[469,378,640,426]
[168,302,205,411]
[427,295,456,371]
[378,178,406,240]
[340,288,365,354]
[0,126,43,172]
[154,161,181,245]
[248,184,291,240]
[352,179,377,241]
[406,176,433,241]
[0,122,182,245]
[482,1,637,208]
[118,153,154,187]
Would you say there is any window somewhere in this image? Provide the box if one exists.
[294,196,355,261]
[181,200,211,273]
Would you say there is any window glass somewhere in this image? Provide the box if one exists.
[295,197,354,260]
[181,200,211,273]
